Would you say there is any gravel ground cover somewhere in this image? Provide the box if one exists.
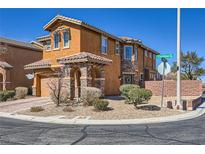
[18,97,183,120]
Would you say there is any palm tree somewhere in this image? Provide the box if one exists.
[172,51,205,80]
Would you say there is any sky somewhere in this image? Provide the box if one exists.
[0,8,205,81]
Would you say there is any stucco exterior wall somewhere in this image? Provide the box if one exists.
[43,22,81,64]
[0,45,42,90]
[80,27,121,95]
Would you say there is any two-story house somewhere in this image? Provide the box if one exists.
[0,37,43,91]
[25,15,159,98]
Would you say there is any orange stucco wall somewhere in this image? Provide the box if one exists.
[80,27,121,95]
[43,21,81,64]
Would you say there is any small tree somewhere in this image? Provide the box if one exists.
[47,68,70,107]
[172,51,205,80]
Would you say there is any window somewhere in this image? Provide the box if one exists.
[115,42,120,55]
[145,50,148,57]
[135,47,138,62]
[149,52,152,58]
[101,36,108,54]
[54,32,60,49]
[44,40,51,51]
[123,74,134,84]
[124,46,133,60]
[153,54,156,59]
[63,30,70,48]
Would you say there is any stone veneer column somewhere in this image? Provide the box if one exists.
[80,64,92,97]
[63,66,74,99]
[98,65,105,95]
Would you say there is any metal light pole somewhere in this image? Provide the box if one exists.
[176,8,181,109]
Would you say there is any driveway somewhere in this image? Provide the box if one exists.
[0,113,205,145]
[0,97,52,113]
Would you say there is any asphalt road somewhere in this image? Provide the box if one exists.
[0,114,205,145]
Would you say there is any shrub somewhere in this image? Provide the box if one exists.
[93,99,109,111]
[142,89,152,102]
[15,87,28,99]
[119,84,140,102]
[81,87,102,106]
[50,89,70,106]
[30,106,44,112]
[128,88,144,107]
[0,90,15,102]
[128,88,153,108]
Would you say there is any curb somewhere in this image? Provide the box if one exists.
[0,102,205,125]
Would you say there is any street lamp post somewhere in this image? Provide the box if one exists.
[176,8,181,109]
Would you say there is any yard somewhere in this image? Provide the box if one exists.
[18,96,183,120]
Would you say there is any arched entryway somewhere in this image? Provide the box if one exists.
[0,73,3,91]
[70,67,81,99]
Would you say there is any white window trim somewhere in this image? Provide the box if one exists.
[63,30,70,49]
[54,32,60,49]
[145,50,148,57]
[124,45,133,60]
[115,41,120,55]
[101,36,108,54]
[135,47,138,62]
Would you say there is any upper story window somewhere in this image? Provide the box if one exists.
[63,30,70,48]
[153,54,156,59]
[44,40,51,51]
[54,32,60,49]
[115,42,120,55]
[135,47,138,62]
[101,36,108,54]
[149,52,152,58]
[144,50,148,57]
[124,46,133,61]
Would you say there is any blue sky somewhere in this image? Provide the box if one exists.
[0,8,205,81]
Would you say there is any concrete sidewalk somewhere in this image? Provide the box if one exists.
[0,101,205,125]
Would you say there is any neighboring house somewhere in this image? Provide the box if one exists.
[0,37,43,91]
[25,15,159,97]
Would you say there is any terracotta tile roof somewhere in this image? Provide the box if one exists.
[0,37,43,51]
[43,15,122,42]
[58,52,112,65]
[0,61,13,69]
[24,59,51,70]
[120,37,159,54]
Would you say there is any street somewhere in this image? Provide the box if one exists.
[0,114,205,145]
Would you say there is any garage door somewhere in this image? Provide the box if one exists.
[40,77,51,97]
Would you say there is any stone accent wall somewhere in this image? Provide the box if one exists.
[145,80,203,96]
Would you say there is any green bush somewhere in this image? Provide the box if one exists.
[0,90,15,102]
[128,88,153,108]
[128,88,144,107]
[142,89,152,102]
[119,84,140,103]
[30,106,44,112]
[15,87,28,99]
[93,99,109,111]
[81,87,102,106]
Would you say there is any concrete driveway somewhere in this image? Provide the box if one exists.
[0,97,52,113]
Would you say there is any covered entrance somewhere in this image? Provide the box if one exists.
[0,61,13,90]
[58,52,112,99]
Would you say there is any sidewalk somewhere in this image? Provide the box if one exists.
[0,101,205,125]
